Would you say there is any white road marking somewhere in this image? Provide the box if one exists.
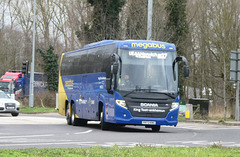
[0,141,96,147]
[167,140,240,147]
[192,132,198,138]
[101,142,139,147]
[74,130,92,134]
[0,134,54,139]
[0,116,65,125]
[169,140,208,145]
[173,124,240,130]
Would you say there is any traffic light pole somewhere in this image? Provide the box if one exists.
[29,0,36,108]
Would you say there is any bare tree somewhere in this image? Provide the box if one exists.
[12,0,33,62]
[187,0,240,119]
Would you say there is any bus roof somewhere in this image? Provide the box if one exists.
[65,40,176,55]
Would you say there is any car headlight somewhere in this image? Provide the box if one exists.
[0,102,3,107]
[16,101,20,107]
[116,100,127,109]
[170,102,179,111]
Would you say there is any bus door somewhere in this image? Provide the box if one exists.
[104,93,115,122]
[105,74,115,122]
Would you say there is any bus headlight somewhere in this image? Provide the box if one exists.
[116,100,127,109]
[170,102,179,111]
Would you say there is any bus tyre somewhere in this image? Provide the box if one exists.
[71,103,79,126]
[152,125,161,132]
[66,104,72,125]
[100,106,109,130]
[78,119,87,126]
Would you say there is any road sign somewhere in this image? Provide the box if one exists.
[230,51,240,82]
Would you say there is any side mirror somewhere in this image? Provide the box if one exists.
[106,78,114,94]
[184,66,189,77]
[113,62,119,75]
[111,53,122,78]
[173,56,189,80]
[112,53,119,62]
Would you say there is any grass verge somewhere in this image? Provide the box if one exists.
[0,146,240,157]
[20,106,58,113]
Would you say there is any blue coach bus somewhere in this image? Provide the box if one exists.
[58,40,189,132]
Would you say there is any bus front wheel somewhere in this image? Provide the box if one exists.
[100,106,109,130]
[152,125,161,132]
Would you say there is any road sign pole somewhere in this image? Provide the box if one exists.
[236,80,239,121]
[236,49,240,121]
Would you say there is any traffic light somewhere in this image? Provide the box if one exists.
[22,61,29,74]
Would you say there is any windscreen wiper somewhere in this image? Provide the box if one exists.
[148,92,176,99]
[123,86,142,97]
[124,89,137,97]
[138,88,152,92]
[146,92,176,99]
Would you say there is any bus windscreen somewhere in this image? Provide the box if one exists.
[117,49,178,94]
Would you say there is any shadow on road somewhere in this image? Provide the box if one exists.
[0,114,13,117]
[75,123,171,133]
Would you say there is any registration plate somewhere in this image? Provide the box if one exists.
[6,104,15,110]
[7,106,15,110]
[142,121,156,125]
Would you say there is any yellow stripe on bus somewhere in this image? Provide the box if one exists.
[58,53,68,116]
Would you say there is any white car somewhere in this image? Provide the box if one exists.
[0,90,20,116]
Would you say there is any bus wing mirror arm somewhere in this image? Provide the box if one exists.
[184,65,189,78]
[106,78,113,94]
[172,56,189,81]
[113,62,118,75]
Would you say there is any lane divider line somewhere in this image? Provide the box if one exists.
[74,130,92,134]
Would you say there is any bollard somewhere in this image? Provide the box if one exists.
[185,104,193,120]
[56,93,58,109]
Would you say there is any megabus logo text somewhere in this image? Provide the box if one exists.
[65,80,73,89]
[132,43,166,49]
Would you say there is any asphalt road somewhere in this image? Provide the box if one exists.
[0,113,240,149]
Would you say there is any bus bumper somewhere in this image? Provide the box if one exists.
[112,106,179,126]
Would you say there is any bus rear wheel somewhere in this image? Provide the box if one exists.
[71,103,78,126]
[66,103,72,125]
[152,125,161,132]
[78,119,88,126]
[71,103,87,126]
